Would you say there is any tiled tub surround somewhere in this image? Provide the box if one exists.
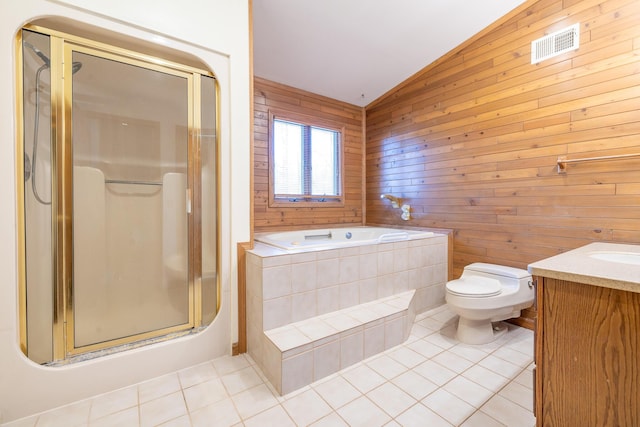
[247,232,448,394]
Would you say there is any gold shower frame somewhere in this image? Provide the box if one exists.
[16,24,222,362]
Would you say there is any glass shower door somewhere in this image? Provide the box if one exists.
[69,48,193,351]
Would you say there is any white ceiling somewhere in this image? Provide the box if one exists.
[253,0,527,107]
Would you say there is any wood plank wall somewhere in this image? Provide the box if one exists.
[365,0,640,279]
[253,77,364,231]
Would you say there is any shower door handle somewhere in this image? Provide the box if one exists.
[186,189,192,214]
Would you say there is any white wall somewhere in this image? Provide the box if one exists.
[0,0,251,422]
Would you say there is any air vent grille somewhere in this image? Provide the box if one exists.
[531,23,580,64]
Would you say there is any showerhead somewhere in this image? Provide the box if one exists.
[24,41,83,74]
[72,61,83,74]
[23,41,50,66]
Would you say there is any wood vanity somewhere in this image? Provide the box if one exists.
[529,243,640,427]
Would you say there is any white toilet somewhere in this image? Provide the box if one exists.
[445,263,534,345]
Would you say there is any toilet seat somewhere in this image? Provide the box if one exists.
[446,277,502,297]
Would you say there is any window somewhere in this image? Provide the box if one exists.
[269,110,343,206]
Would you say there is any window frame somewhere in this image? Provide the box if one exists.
[268,109,345,207]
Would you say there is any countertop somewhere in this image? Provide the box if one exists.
[528,242,640,293]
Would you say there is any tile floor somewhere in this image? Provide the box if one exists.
[3,305,536,427]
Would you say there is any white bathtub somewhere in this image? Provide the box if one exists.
[255,226,436,251]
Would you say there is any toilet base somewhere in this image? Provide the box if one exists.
[455,318,508,345]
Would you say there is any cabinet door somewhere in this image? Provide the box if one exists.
[538,278,640,426]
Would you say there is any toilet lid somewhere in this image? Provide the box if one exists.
[446,277,502,297]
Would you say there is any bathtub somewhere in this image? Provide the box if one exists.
[247,226,449,394]
[255,226,435,251]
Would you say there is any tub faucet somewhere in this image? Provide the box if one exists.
[380,194,401,209]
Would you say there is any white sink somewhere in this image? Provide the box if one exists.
[588,251,640,266]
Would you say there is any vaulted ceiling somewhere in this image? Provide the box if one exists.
[253,0,527,107]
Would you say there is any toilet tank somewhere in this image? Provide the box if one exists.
[462,263,531,289]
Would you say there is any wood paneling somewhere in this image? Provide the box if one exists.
[365,0,640,280]
[232,242,251,356]
[253,77,364,231]
[536,278,640,426]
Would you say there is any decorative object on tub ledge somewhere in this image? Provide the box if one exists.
[401,204,411,221]
[557,153,640,173]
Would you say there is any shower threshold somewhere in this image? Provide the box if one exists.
[44,326,207,366]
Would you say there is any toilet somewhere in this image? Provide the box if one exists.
[445,263,534,345]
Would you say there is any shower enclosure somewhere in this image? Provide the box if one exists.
[18,26,218,364]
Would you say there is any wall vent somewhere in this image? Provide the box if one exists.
[531,23,580,64]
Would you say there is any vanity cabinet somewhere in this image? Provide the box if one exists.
[534,276,640,426]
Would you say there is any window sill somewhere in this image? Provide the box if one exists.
[269,197,344,208]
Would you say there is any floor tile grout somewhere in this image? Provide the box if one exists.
[4,305,535,427]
